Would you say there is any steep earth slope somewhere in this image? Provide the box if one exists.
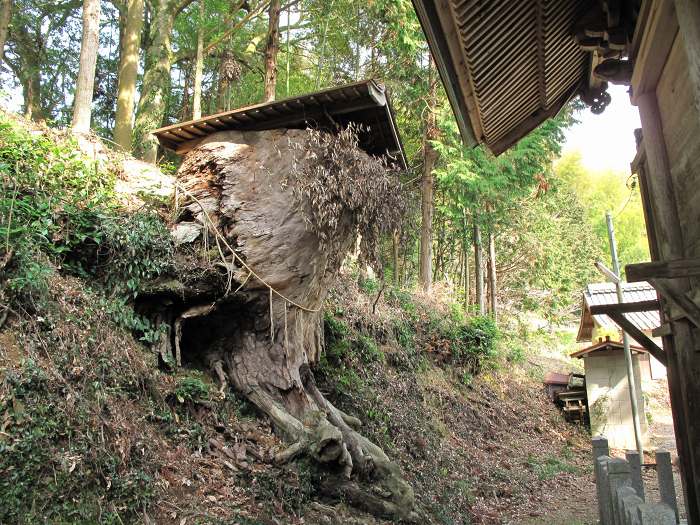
[0,113,595,524]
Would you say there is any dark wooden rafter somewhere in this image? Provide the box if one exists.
[589,302,666,366]
[588,299,660,315]
[626,258,700,282]
[626,258,700,329]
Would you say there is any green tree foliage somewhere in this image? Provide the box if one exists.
[555,151,650,272]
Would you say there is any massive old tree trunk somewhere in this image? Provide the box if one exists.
[114,0,144,150]
[72,0,101,133]
[153,128,414,521]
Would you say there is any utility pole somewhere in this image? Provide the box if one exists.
[606,211,644,459]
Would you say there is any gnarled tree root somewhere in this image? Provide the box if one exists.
[223,369,417,522]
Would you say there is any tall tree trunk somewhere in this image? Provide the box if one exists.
[419,145,436,292]
[487,230,497,321]
[192,0,204,119]
[216,50,230,111]
[462,214,470,309]
[285,4,290,96]
[0,0,12,64]
[392,229,400,286]
[72,0,101,133]
[114,0,144,150]
[180,63,193,120]
[134,5,176,162]
[315,0,333,88]
[419,64,438,293]
[474,223,485,314]
[22,64,43,120]
[263,0,281,102]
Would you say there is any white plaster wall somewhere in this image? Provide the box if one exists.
[585,352,649,450]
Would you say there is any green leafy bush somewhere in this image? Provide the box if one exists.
[0,113,173,311]
[173,375,211,403]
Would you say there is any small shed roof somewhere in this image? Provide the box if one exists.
[411,0,592,154]
[576,281,660,342]
[544,371,570,385]
[571,338,647,359]
[153,80,406,169]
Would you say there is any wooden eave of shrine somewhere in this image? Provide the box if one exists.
[411,0,595,154]
[570,337,647,359]
[152,80,407,170]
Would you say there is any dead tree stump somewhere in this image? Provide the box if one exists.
[162,128,414,521]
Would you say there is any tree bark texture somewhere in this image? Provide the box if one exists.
[159,129,415,521]
[134,3,178,162]
[487,230,497,321]
[192,0,204,119]
[462,233,469,309]
[419,147,435,292]
[72,0,101,133]
[420,61,439,293]
[262,0,281,102]
[0,0,11,65]
[114,0,144,150]
[474,223,485,314]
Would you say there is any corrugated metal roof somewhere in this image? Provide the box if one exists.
[577,281,660,342]
[152,80,406,169]
[412,0,592,154]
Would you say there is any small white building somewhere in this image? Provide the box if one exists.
[571,338,649,450]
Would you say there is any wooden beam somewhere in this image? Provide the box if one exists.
[653,323,673,338]
[630,0,678,104]
[607,311,667,366]
[649,278,700,329]
[637,89,700,521]
[674,0,700,120]
[589,300,660,316]
[626,258,700,282]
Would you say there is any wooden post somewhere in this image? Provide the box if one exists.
[607,211,645,459]
[637,91,700,523]
[674,0,700,120]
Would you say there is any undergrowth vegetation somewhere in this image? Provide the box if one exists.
[0,112,173,316]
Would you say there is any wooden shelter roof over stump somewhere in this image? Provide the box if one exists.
[153,80,406,169]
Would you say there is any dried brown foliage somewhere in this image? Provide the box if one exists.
[289,125,405,273]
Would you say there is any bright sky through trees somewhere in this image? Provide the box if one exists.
[562,84,642,173]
